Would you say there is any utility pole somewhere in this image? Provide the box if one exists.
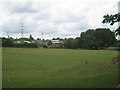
[41,31,43,40]
[21,22,24,39]
[7,31,9,38]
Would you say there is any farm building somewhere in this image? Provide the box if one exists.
[13,40,31,44]
[51,40,62,44]
[13,40,24,44]
[36,40,49,45]
[48,40,64,48]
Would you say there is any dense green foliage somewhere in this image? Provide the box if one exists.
[47,40,52,46]
[52,37,64,41]
[3,48,118,88]
[64,28,117,49]
[2,38,14,47]
[2,37,38,48]
[102,13,120,35]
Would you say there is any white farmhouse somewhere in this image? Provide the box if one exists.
[13,40,24,44]
[23,41,31,44]
[13,40,31,44]
[51,40,62,44]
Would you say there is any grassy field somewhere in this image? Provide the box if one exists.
[2,48,119,88]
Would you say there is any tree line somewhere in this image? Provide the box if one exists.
[1,13,120,49]
[2,35,38,48]
[1,28,117,49]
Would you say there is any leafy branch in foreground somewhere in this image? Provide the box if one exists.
[102,13,120,36]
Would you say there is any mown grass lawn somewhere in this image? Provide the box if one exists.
[2,48,119,88]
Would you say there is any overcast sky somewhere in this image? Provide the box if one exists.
[0,0,119,39]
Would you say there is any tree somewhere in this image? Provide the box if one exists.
[29,34,34,40]
[37,38,41,40]
[63,38,79,49]
[79,30,97,49]
[102,13,120,36]
[71,38,79,49]
[79,28,116,49]
[94,28,116,48]
[63,38,73,49]
[2,38,14,47]
[52,37,63,41]
[82,35,97,49]
[47,40,52,46]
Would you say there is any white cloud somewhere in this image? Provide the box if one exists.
[0,0,119,39]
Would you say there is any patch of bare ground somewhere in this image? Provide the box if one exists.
[102,59,120,67]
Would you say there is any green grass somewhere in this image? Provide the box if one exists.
[2,48,119,88]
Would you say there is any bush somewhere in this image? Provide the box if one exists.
[43,45,48,48]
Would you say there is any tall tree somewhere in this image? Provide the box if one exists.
[29,34,34,40]
[94,28,116,48]
[79,28,116,49]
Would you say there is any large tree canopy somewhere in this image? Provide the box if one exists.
[79,28,116,49]
[63,28,116,49]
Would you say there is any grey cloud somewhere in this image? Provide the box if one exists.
[52,12,88,25]
[1,0,118,39]
[39,24,58,34]
[34,11,50,20]
[3,21,21,33]
[43,30,58,34]
[3,20,35,34]
[3,2,39,14]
